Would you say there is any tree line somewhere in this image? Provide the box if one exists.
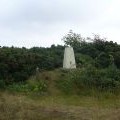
[0,30,120,85]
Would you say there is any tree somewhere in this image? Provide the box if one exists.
[62,30,85,48]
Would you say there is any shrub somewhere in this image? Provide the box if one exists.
[0,79,5,89]
[72,65,120,91]
[57,65,120,95]
[29,80,47,92]
[7,80,47,93]
[95,52,112,68]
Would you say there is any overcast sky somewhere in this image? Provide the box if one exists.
[0,0,120,48]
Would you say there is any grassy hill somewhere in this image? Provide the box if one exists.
[0,69,120,120]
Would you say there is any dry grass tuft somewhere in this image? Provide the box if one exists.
[0,91,120,120]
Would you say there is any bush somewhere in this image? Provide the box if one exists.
[95,52,113,68]
[29,80,47,92]
[72,65,120,91]
[56,65,120,95]
[0,79,5,89]
[7,80,47,93]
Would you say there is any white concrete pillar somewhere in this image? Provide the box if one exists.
[63,47,76,69]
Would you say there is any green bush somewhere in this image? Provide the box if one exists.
[29,80,47,92]
[72,65,120,91]
[0,79,5,89]
[8,83,30,92]
[56,65,120,94]
[7,80,47,93]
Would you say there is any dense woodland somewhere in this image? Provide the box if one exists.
[0,31,120,91]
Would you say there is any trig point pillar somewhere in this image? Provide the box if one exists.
[63,46,76,69]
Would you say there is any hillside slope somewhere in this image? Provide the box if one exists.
[0,69,120,120]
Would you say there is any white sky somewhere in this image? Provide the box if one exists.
[0,0,120,48]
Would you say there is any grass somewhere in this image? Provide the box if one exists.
[1,91,120,120]
[1,69,120,119]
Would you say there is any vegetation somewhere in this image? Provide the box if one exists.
[0,45,64,84]
[0,30,120,95]
[53,67,120,96]
[0,71,120,120]
[0,31,120,120]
